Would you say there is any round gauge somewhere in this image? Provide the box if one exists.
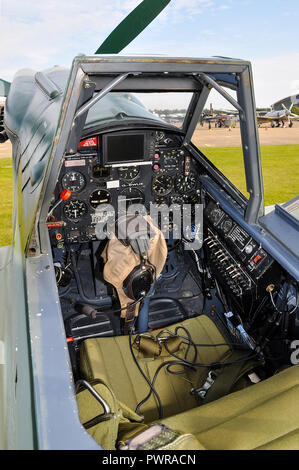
[156,131,165,142]
[118,166,140,180]
[170,195,184,205]
[120,188,145,207]
[164,155,179,170]
[89,189,111,209]
[222,218,233,234]
[62,171,86,193]
[64,200,87,220]
[164,137,174,146]
[209,207,224,225]
[152,174,174,196]
[175,174,196,193]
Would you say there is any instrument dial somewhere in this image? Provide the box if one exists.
[152,174,174,196]
[62,171,86,193]
[164,154,179,170]
[175,173,196,193]
[222,218,233,234]
[209,207,224,225]
[119,188,145,207]
[89,189,111,209]
[64,200,87,220]
[156,131,165,142]
[118,166,140,180]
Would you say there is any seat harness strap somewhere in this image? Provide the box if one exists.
[191,350,258,404]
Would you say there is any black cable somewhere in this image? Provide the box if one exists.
[162,327,257,369]
[269,285,299,315]
[130,325,258,419]
[135,358,192,417]
[128,329,164,419]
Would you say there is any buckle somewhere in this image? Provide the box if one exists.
[190,371,216,400]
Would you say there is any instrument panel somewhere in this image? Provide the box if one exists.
[203,197,280,316]
[47,130,201,245]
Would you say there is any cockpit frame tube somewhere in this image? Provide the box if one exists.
[36,56,264,255]
[237,65,264,223]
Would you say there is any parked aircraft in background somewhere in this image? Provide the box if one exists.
[257,102,298,127]
[201,106,238,128]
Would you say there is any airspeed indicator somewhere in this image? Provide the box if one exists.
[62,171,86,192]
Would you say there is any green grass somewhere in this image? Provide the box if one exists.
[200,144,299,206]
[0,158,13,247]
[0,145,298,247]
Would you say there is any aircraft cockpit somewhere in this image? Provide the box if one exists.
[7,56,298,449]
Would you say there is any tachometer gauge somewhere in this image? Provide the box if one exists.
[175,173,196,193]
[152,174,174,196]
[118,166,140,180]
[62,171,86,193]
[64,200,87,220]
[119,188,145,207]
[89,189,111,209]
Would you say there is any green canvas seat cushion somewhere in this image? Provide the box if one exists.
[156,364,299,450]
[80,315,231,423]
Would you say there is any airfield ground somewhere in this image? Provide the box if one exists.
[192,120,299,147]
[0,123,298,245]
[1,122,299,159]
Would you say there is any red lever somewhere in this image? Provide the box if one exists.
[60,189,72,200]
[47,189,72,219]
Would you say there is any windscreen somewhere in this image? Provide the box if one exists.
[85,92,193,129]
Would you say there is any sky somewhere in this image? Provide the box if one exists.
[1,0,299,108]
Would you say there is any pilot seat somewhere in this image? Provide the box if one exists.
[75,215,299,450]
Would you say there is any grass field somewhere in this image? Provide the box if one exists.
[201,144,299,205]
[0,144,298,247]
[0,158,13,247]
